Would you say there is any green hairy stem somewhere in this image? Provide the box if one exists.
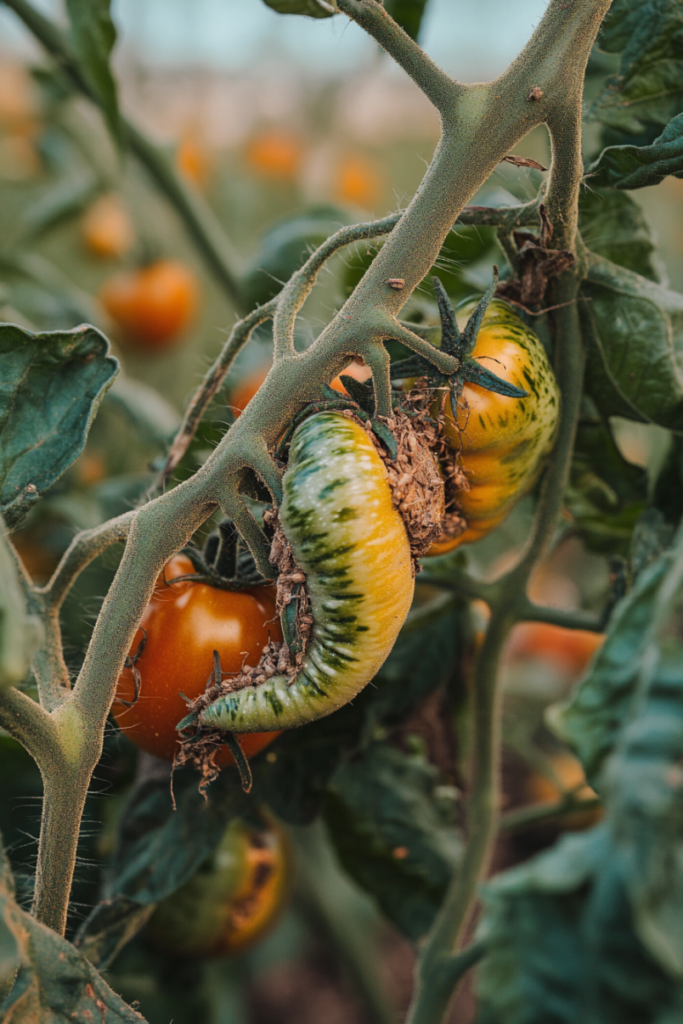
[1,5,611,1017]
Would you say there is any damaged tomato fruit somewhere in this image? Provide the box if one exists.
[112,554,282,766]
[145,815,289,958]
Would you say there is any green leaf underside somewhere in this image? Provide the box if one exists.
[0,839,143,1021]
[580,254,683,430]
[261,0,336,16]
[324,744,462,943]
[591,0,683,135]
[587,113,683,190]
[0,323,118,529]
[65,0,120,146]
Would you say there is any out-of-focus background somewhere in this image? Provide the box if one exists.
[0,3,676,1022]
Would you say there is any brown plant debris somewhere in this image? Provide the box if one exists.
[496,202,575,307]
[174,511,312,789]
[502,154,547,172]
[399,383,469,551]
[528,85,544,101]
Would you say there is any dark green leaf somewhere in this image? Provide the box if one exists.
[0,323,118,529]
[241,204,353,309]
[587,113,683,190]
[579,188,662,282]
[551,551,671,785]
[580,254,683,429]
[324,744,462,942]
[65,0,120,146]
[384,0,430,41]
[75,765,250,967]
[0,839,144,1021]
[0,523,41,689]
[591,0,683,136]
[261,0,337,16]
[567,409,647,555]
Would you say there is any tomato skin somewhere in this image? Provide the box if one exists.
[99,259,199,351]
[508,621,604,677]
[428,301,560,553]
[146,816,289,958]
[112,555,282,767]
[81,193,134,259]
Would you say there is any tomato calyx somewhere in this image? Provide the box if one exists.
[172,519,272,594]
[390,271,529,420]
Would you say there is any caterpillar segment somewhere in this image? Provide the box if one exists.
[200,413,415,733]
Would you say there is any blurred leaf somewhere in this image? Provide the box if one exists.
[587,113,683,190]
[580,254,683,430]
[241,204,352,310]
[479,642,683,1021]
[0,323,118,529]
[602,644,683,977]
[384,0,430,41]
[324,744,462,942]
[76,765,250,967]
[0,524,42,689]
[20,172,100,241]
[579,188,662,282]
[551,550,671,785]
[476,827,683,1024]
[653,436,683,527]
[567,410,647,554]
[262,0,337,15]
[65,0,120,146]
[258,595,465,824]
[591,0,683,136]
[0,839,144,1022]
[105,376,180,449]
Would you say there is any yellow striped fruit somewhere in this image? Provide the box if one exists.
[429,300,560,554]
[200,412,415,733]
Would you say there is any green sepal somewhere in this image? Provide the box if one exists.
[461,359,528,398]
[339,375,375,413]
[371,419,399,460]
[223,734,253,793]
[459,266,499,358]
[281,585,302,655]
[175,713,199,732]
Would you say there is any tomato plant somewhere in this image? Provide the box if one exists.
[3,1,683,1023]
[99,259,199,350]
[112,554,282,766]
[145,815,289,958]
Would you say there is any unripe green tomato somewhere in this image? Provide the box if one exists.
[145,817,289,958]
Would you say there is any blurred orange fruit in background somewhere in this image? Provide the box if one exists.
[82,194,135,260]
[245,130,303,181]
[100,259,199,351]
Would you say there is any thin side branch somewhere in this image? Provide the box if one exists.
[337,0,461,111]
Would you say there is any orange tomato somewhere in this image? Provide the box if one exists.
[99,259,199,351]
[230,360,370,416]
[245,130,303,180]
[81,193,134,259]
[176,132,211,187]
[112,555,282,767]
[525,751,602,830]
[0,64,38,134]
[507,621,604,677]
[334,154,383,208]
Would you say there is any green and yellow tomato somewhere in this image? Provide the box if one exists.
[200,412,415,733]
[429,300,560,553]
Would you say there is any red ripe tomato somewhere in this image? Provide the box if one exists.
[112,555,282,767]
[99,259,199,351]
